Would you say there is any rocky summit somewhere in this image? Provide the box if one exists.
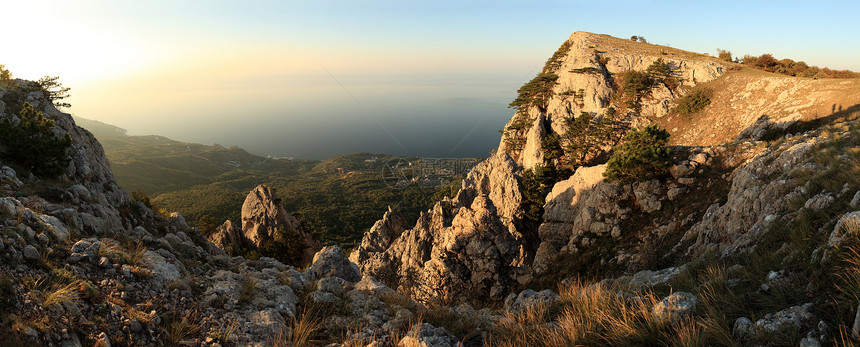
[2,31,860,346]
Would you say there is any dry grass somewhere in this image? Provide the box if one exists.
[125,241,148,266]
[165,310,201,346]
[485,279,750,346]
[209,319,239,345]
[488,280,669,346]
[290,307,321,347]
[98,239,128,264]
[43,280,82,309]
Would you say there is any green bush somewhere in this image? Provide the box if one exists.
[604,125,672,183]
[674,89,712,116]
[0,103,71,176]
[741,53,858,78]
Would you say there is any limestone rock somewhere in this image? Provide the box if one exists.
[23,245,39,260]
[140,250,182,286]
[241,184,320,264]
[652,292,697,323]
[733,317,754,340]
[355,153,530,303]
[307,246,360,282]
[504,289,561,314]
[535,164,632,273]
[208,220,247,253]
[398,323,458,347]
[349,207,407,265]
[755,303,815,334]
[498,31,726,169]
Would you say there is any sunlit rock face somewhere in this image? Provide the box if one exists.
[241,184,321,264]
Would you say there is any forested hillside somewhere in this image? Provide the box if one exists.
[74,117,476,246]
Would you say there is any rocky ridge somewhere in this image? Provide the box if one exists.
[3,31,860,346]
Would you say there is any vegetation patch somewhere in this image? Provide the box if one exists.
[604,125,672,183]
[673,88,712,116]
[0,102,72,177]
[569,67,602,74]
[742,53,859,78]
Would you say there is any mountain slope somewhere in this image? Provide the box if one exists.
[73,118,477,246]
[351,31,860,345]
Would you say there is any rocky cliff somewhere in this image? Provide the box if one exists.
[349,31,860,345]
[4,31,860,346]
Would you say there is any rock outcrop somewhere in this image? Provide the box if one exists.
[240,184,321,264]
[498,31,726,170]
[208,219,247,252]
[354,153,532,303]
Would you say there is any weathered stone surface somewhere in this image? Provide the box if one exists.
[504,289,560,314]
[755,303,815,334]
[678,137,825,257]
[534,164,632,273]
[23,245,39,260]
[733,317,754,340]
[241,184,320,264]
[208,220,247,252]
[349,207,407,265]
[652,292,697,323]
[307,246,360,282]
[399,323,458,347]
[140,250,182,286]
[355,153,530,303]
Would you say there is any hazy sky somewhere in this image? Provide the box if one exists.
[3,0,859,159]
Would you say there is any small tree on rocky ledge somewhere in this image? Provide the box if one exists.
[37,76,71,109]
[603,125,672,183]
[0,103,72,176]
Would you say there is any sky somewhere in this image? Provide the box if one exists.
[2,0,859,159]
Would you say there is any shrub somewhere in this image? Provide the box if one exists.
[673,88,712,116]
[0,102,72,176]
[131,189,154,209]
[569,67,602,74]
[604,125,672,183]
[0,65,12,89]
[647,58,679,89]
[563,112,610,165]
[716,49,732,62]
[619,70,653,98]
[196,214,218,236]
[259,226,307,266]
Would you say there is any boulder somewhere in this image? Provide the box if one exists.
[241,185,320,265]
[399,323,458,347]
[652,292,697,323]
[140,250,182,286]
[504,289,561,314]
[755,303,815,334]
[307,246,360,282]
